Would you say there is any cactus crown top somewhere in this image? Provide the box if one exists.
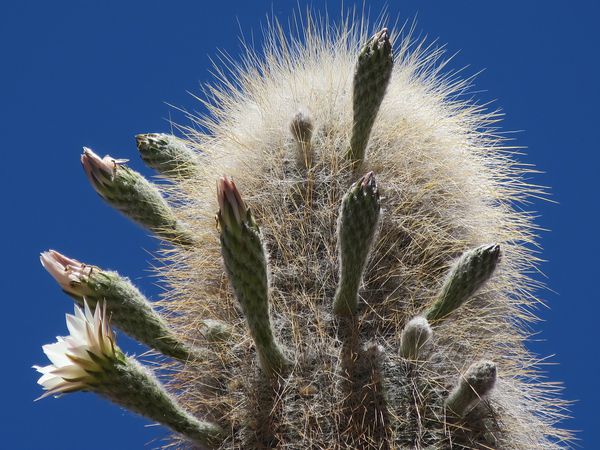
[37,14,569,450]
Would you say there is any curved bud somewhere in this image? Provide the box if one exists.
[425,244,501,322]
[446,360,497,417]
[81,147,195,246]
[347,28,393,164]
[40,249,200,361]
[135,133,199,178]
[333,172,381,316]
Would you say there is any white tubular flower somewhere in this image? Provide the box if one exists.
[33,301,118,400]
[80,147,127,192]
[39,250,92,296]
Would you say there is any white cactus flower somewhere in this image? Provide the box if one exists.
[33,301,117,400]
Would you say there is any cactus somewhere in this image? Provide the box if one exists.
[35,17,570,450]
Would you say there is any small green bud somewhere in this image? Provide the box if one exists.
[136,133,200,178]
[290,108,314,169]
[347,28,393,164]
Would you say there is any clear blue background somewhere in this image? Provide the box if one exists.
[2,1,598,448]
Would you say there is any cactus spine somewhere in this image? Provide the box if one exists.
[36,17,569,450]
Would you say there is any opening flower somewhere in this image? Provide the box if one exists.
[40,250,93,295]
[216,176,248,231]
[33,301,119,400]
[80,147,128,193]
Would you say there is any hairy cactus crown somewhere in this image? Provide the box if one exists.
[36,14,569,450]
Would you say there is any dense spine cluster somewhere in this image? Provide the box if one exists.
[35,17,569,450]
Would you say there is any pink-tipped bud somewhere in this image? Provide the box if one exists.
[360,171,377,191]
[40,250,91,295]
[216,176,247,231]
[81,147,128,192]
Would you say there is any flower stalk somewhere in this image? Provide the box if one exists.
[34,302,224,448]
[216,176,290,376]
[333,172,381,316]
[346,29,393,164]
[81,147,195,246]
[40,250,201,361]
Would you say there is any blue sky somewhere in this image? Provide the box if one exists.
[2,1,598,448]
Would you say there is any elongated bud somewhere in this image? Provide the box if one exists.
[333,172,381,316]
[34,302,224,448]
[135,133,199,178]
[290,108,314,169]
[446,360,497,417]
[400,316,432,360]
[216,176,290,375]
[81,147,195,246]
[40,249,200,361]
[425,244,501,322]
[347,29,393,164]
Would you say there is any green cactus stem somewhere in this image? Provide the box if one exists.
[40,250,201,361]
[333,172,381,316]
[346,28,393,164]
[446,360,497,418]
[425,244,501,323]
[216,176,290,376]
[81,147,196,246]
[136,133,200,178]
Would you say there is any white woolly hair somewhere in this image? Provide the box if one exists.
[153,12,569,449]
